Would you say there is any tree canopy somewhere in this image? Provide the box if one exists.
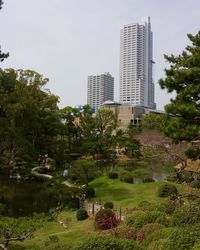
[159,31,200,159]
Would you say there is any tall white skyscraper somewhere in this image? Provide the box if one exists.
[87,72,114,111]
[119,16,156,109]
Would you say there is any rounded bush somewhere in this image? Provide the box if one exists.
[95,209,119,230]
[124,211,145,226]
[107,172,118,179]
[76,208,88,221]
[119,172,133,183]
[189,180,200,189]
[104,202,114,209]
[143,177,155,183]
[157,184,178,197]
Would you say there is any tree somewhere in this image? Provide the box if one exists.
[0,1,9,63]
[0,69,61,169]
[79,107,117,159]
[141,113,166,132]
[69,160,97,186]
[159,31,200,159]
[0,214,46,250]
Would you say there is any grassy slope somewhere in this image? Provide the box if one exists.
[18,176,190,249]
[90,176,165,208]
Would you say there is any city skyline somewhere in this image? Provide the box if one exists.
[1,0,200,110]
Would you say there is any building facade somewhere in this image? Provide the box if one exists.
[119,16,156,109]
[87,72,114,111]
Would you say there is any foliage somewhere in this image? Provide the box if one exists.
[157,183,178,197]
[119,172,133,183]
[67,198,80,210]
[0,69,61,169]
[163,226,200,250]
[189,180,200,188]
[81,185,95,199]
[104,202,114,209]
[79,107,117,159]
[107,172,118,179]
[141,113,167,132]
[76,234,142,250]
[44,235,59,247]
[134,211,163,230]
[164,200,177,214]
[76,209,88,221]
[69,160,98,186]
[125,211,145,226]
[0,214,47,249]
[159,32,200,159]
[95,209,119,230]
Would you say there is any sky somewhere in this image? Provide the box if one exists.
[0,0,200,110]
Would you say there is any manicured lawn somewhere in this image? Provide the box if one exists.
[14,176,193,249]
[90,176,166,208]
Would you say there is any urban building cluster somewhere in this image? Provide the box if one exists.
[87,17,160,128]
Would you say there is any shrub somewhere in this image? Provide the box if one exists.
[157,183,178,197]
[143,178,155,183]
[125,211,145,226]
[45,235,59,247]
[112,225,136,240]
[77,234,142,250]
[104,202,114,209]
[67,198,80,209]
[134,211,163,230]
[138,201,165,212]
[76,208,88,221]
[95,209,119,230]
[189,180,200,189]
[107,172,118,179]
[119,172,133,183]
[81,186,95,199]
[155,214,169,226]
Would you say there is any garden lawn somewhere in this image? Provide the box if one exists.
[90,176,169,208]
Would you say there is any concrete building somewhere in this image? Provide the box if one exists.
[120,16,156,109]
[101,101,163,130]
[87,72,114,111]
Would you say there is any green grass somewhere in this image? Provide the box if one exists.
[90,176,166,208]
[13,176,193,249]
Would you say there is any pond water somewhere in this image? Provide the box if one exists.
[0,173,59,217]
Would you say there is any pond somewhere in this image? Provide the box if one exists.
[0,173,60,217]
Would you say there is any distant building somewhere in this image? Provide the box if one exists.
[87,72,114,111]
[120,16,156,109]
[101,101,164,130]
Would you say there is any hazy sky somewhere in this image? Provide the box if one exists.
[1,0,200,110]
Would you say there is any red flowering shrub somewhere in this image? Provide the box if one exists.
[136,231,145,242]
[95,209,119,230]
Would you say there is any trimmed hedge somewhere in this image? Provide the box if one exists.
[104,202,114,209]
[157,184,178,197]
[76,208,88,221]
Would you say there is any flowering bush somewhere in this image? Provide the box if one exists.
[95,209,119,230]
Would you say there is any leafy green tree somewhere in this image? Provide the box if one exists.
[69,160,97,186]
[141,113,166,132]
[79,107,117,159]
[159,32,200,160]
[0,69,61,169]
[0,214,47,250]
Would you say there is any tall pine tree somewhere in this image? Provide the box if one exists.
[159,31,200,159]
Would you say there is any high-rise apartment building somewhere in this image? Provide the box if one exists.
[119,16,156,109]
[87,72,114,111]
